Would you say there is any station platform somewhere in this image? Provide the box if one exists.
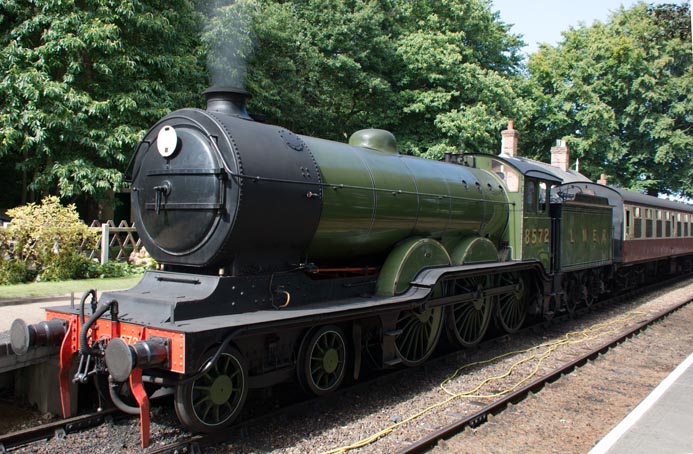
[590,352,693,454]
[0,295,70,374]
[0,295,77,415]
[0,294,74,332]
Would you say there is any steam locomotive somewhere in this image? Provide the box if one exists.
[11,87,693,447]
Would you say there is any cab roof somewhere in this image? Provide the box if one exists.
[466,152,591,184]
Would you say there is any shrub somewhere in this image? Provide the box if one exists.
[0,196,98,284]
[0,259,29,284]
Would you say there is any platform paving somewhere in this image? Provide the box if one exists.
[0,296,74,332]
[0,295,79,416]
[590,352,693,454]
[0,295,73,374]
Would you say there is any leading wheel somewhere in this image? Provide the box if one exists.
[395,306,443,367]
[297,325,348,396]
[174,346,248,433]
[495,273,528,333]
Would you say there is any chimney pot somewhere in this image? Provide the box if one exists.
[550,139,570,172]
[203,86,252,120]
[597,173,608,185]
[501,121,519,157]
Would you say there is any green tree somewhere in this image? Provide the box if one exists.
[0,0,206,203]
[206,0,527,156]
[392,0,529,158]
[526,2,693,196]
[207,0,402,140]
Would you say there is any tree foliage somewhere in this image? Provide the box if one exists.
[3,0,690,206]
[206,0,528,158]
[0,0,206,202]
[526,3,693,196]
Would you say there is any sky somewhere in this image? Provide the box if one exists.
[491,0,688,54]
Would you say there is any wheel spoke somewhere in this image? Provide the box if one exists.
[175,350,247,432]
[395,308,442,366]
[445,274,494,347]
[495,274,527,333]
[300,327,347,395]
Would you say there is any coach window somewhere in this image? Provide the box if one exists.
[634,208,642,239]
[645,209,653,238]
[625,209,631,238]
[525,180,537,212]
[665,211,671,237]
[656,210,663,237]
[677,213,682,238]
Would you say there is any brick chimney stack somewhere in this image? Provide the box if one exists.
[597,173,608,185]
[501,121,519,157]
[550,139,570,172]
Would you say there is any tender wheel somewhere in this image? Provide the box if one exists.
[580,273,595,308]
[565,275,579,315]
[174,346,248,433]
[495,273,528,333]
[395,306,443,366]
[297,325,348,396]
[445,276,493,348]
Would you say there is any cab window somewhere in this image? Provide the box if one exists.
[525,180,537,213]
[539,182,548,213]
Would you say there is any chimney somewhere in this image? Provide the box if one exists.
[501,121,519,157]
[550,139,570,172]
[203,86,252,120]
[597,173,608,185]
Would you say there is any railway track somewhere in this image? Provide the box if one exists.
[395,295,693,454]
[1,275,690,453]
[0,409,118,453]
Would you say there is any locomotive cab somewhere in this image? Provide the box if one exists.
[453,153,563,270]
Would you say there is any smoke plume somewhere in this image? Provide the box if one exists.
[203,0,257,88]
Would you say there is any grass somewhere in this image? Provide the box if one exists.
[0,274,144,299]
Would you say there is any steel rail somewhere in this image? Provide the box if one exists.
[0,408,118,453]
[2,275,690,453]
[394,296,693,454]
[145,277,693,454]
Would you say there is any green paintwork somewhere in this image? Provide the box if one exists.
[303,135,510,261]
[348,129,398,154]
[522,214,552,270]
[460,154,525,261]
[376,237,450,296]
[450,236,499,264]
[558,202,613,271]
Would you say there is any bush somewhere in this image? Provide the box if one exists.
[97,260,147,278]
[39,254,97,282]
[0,196,98,284]
[0,259,30,284]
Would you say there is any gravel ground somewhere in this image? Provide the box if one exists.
[4,277,693,453]
[432,293,693,453]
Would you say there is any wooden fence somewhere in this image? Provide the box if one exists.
[0,219,141,264]
[83,220,142,264]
